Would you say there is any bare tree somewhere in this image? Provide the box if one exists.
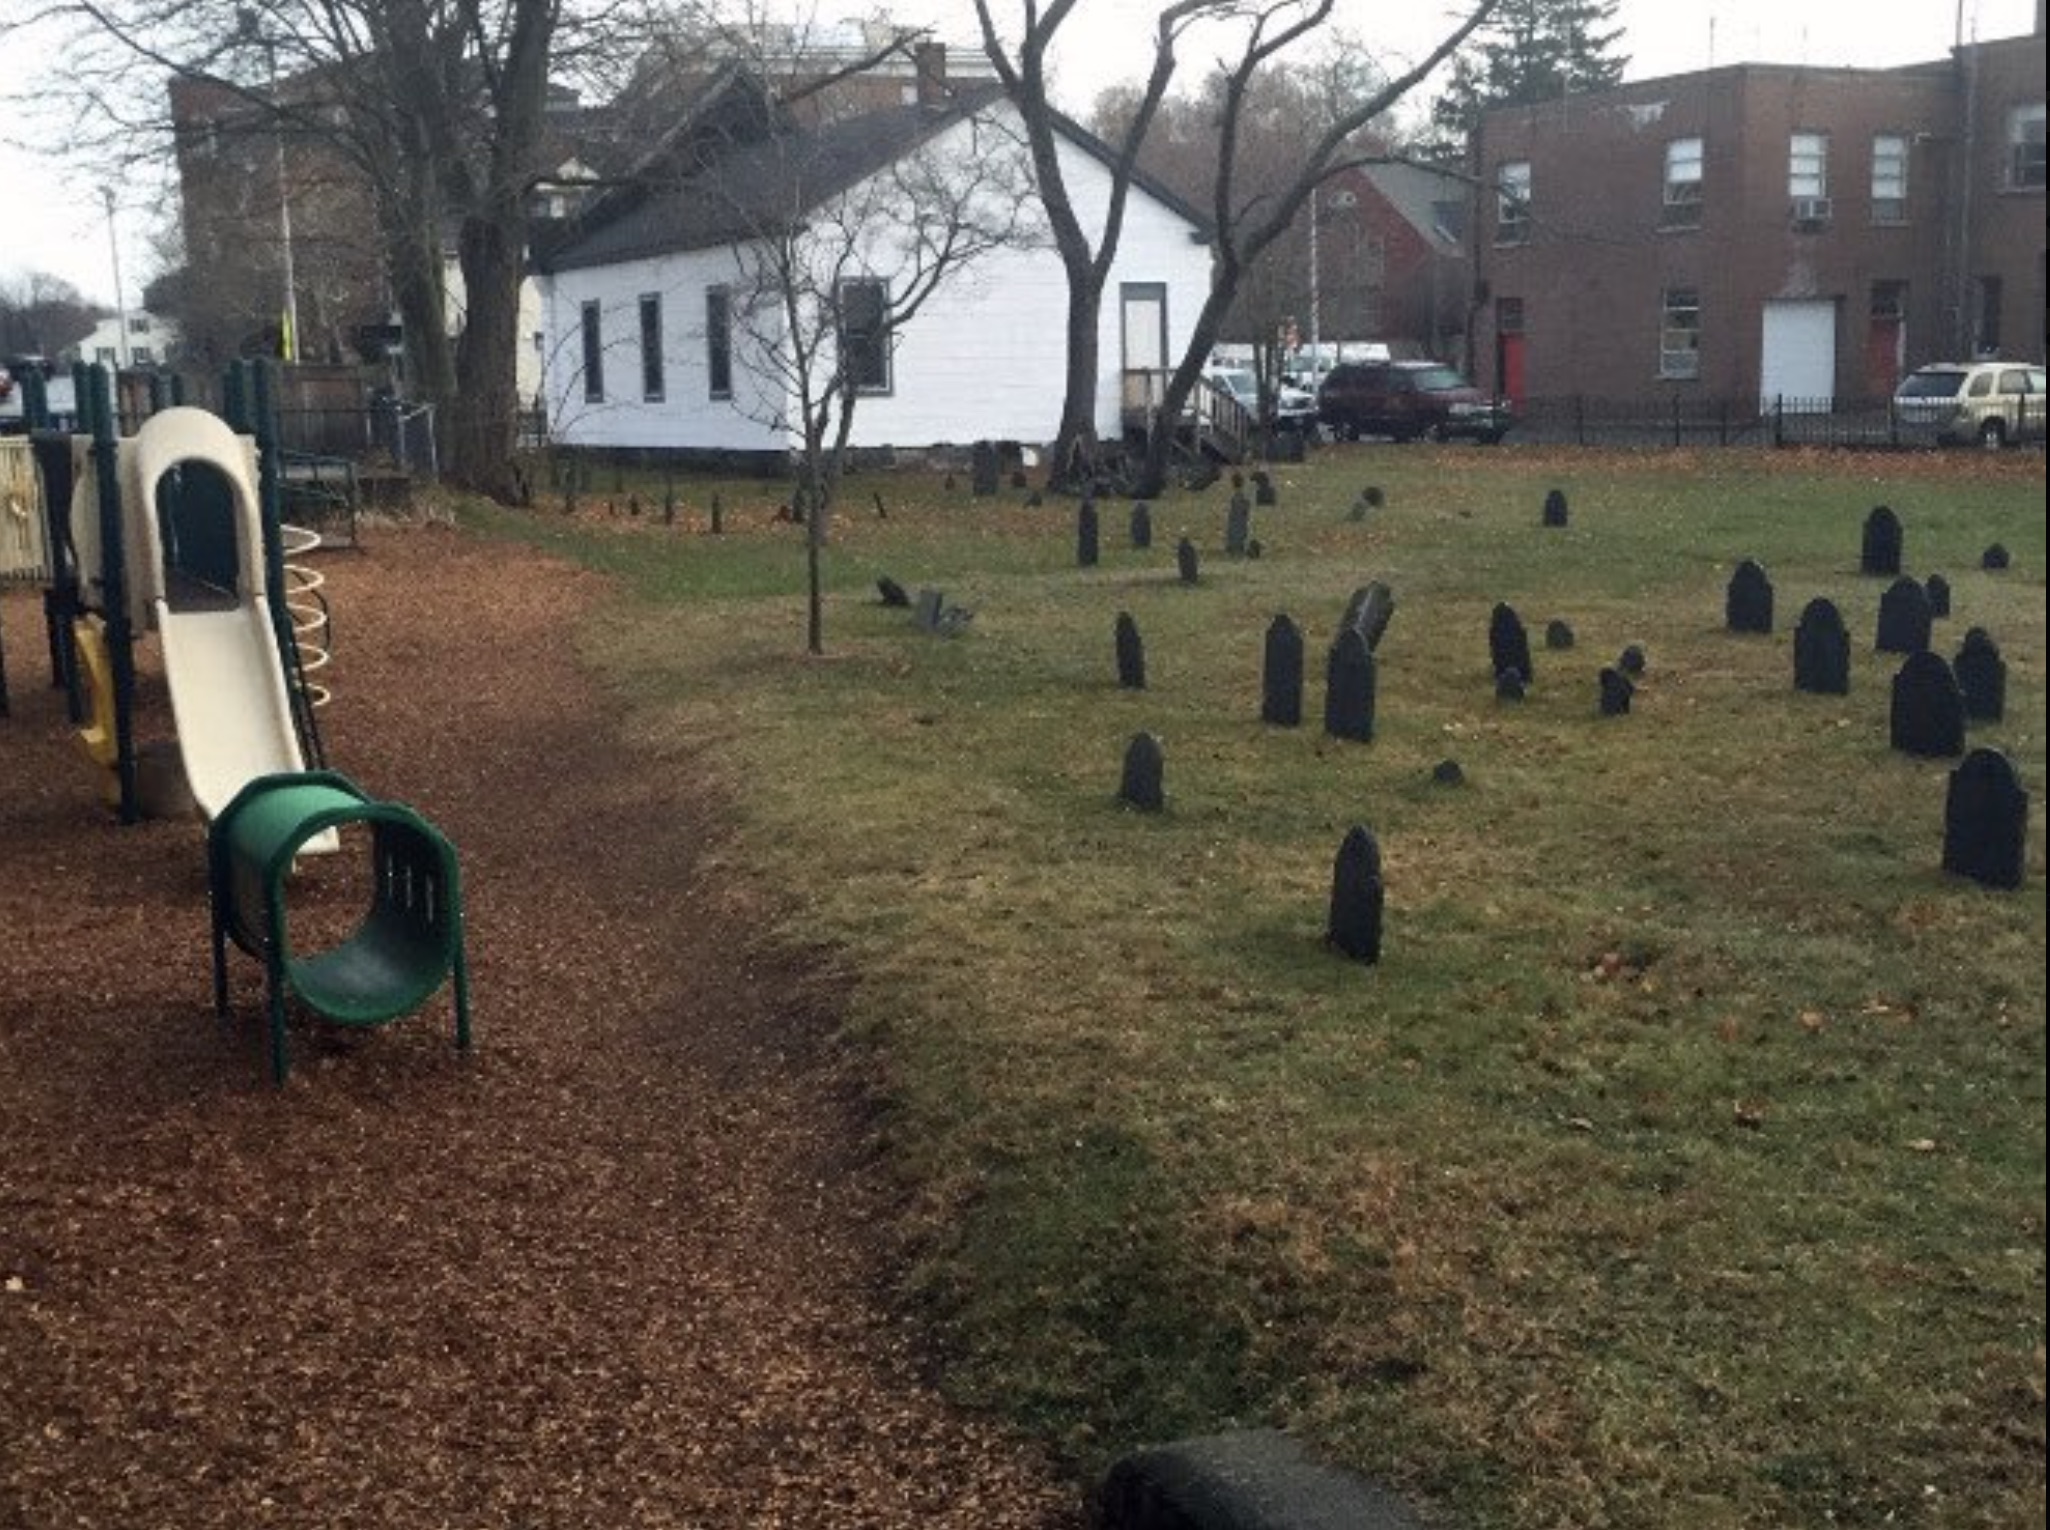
[0,273,104,361]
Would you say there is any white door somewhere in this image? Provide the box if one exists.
[1120,283,1168,429]
[1760,300,1837,413]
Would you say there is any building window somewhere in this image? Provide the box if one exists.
[639,294,664,402]
[130,346,154,366]
[1495,160,1531,244]
[1661,137,1703,228]
[1788,131,1830,224]
[95,347,116,364]
[580,300,604,403]
[128,315,151,334]
[2009,104,2046,189]
[1659,288,1701,380]
[1497,296,1525,335]
[1870,134,1908,223]
[836,278,890,394]
[706,287,732,399]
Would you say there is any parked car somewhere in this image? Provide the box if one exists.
[1203,365,1318,431]
[1317,360,1510,443]
[1892,360,2046,448]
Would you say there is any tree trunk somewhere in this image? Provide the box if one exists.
[1050,283,1103,490]
[451,208,526,500]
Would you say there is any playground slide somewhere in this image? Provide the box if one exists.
[156,597,311,821]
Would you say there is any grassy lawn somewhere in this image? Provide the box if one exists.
[468,443,2044,1529]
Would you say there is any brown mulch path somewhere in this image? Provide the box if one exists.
[0,526,1082,1528]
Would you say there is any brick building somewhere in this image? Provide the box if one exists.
[1471,7,2045,410]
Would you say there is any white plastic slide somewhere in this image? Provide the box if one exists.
[155,598,309,821]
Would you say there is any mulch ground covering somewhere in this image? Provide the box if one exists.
[0,524,1081,1528]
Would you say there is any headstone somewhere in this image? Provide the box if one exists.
[1252,469,1276,507]
[1793,598,1851,694]
[1875,576,1933,654]
[1342,582,1396,652]
[1327,826,1385,964]
[1942,748,2029,890]
[1725,559,1774,633]
[1246,539,1264,560]
[1130,501,1153,549]
[1225,491,1251,557]
[876,575,910,608]
[1261,614,1304,728]
[1431,759,1465,786]
[1489,603,1533,688]
[1077,500,1100,567]
[1324,628,1377,743]
[1495,668,1526,702]
[1860,505,1903,576]
[1544,619,1576,650]
[913,588,946,633]
[1541,488,1569,527]
[1924,572,1951,618]
[1599,666,1634,716]
[1119,732,1165,812]
[1889,650,1966,758]
[1177,538,1200,585]
[1618,643,1646,676]
[1270,428,1306,463]
[1115,612,1146,690]
[1363,485,1385,509]
[1982,543,2010,571]
[1954,628,2006,722]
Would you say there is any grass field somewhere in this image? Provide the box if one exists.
[469,443,2044,1529]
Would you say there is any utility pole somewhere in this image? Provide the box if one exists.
[101,186,129,369]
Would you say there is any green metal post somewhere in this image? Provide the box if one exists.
[89,364,140,823]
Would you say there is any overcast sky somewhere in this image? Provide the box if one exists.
[0,0,2036,312]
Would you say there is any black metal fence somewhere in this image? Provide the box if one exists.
[1506,394,2045,450]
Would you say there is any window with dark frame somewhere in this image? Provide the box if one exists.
[1789,131,1830,225]
[2009,104,2046,189]
[639,294,664,402]
[837,278,890,394]
[1496,296,1525,335]
[706,287,732,398]
[581,300,604,403]
[1659,288,1701,380]
[1662,137,1703,228]
[1495,160,1531,245]
[1870,135,1909,223]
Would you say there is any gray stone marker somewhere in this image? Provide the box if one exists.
[1861,504,1903,576]
[1252,469,1277,507]
[1726,559,1774,633]
[876,575,910,608]
[1924,572,1951,618]
[1177,538,1200,585]
[1225,491,1251,557]
[1890,650,1966,758]
[1078,500,1101,567]
[1542,487,1569,527]
[970,439,1001,496]
[1115,612,1146,690]
[1130,500,1153,550]
[1943,748,2029,890]
[1324,628,1377,743]
[1342,581,1396,652]
[1262,614,1304,727]
[1489,602,1533,688]
[1876,575,1934,654]
[1327,827,1386,963]
[1119,732,1165,812]
[1544,619,1576,650]
[1982,543,2010,571]
[1955,627,2006,722]
[914,587,946,633]
[1599,665,1634,715]
[1101,1431,1428,1530]
[1794,597,1850,694]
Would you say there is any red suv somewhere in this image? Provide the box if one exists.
[1317,360,1510,443]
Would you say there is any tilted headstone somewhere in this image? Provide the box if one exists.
[1924,572,1951,619]
[1431,759,1465,786]
[1119,732,1165,812]
[1342,581,1396,652]
[1489,603,1533,688]
[1544,619,1576,650]
[1942,748,2029,889]
[1982,543,2010,571]
[1599,666,1634,716]
[970,440,1001,496]
[1618,644,1647,676]
[1541,488,1569,527]
[1177,538,1200,585]
[1875,576,1933,654]
[1890,650,1966,758]
[1324,627,1377,743]
[1130,501,1153,550]
[1225,492,1251,557]
[1327,825,1385,964]
[1794,597,1850,695]
[914,588,946,633]
[1077,500,1101,567]
[1115,612,1146,690]
[876,575,911,608]
[1860,505,1903,576]
[1726,559,1774,633]
[1954,628,2006,722]
[1252,470,1277,507]
[1261,614,1304,728]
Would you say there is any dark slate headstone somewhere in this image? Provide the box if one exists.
[1618,644,1647,676]
[1890,650,1966,758]
[1954,628,2006,722]
[1246,538,1263,560]
[1077,500,1101,568]
[1541,487,1569,527]
[1342,581,1396,652]
[914,587,946,633]
[1269,428,1306,463]
[1225,492,1251,557]
[876,575,910,608]
[1327,826,1385,963]
[1324,628,1377,743]
[1252,469,1276,507]
[1599,666,1634,716]
[1982,543,2010,571]
[1726,559,1774,634]
[1176,538,1200,585]
[1363,485,1385,509]
[1115,612,1146,690]
[970,440,1001,496]
[1129,501,1153,550]
[1943,748,2029,890]
[1495,668,1526,702]
[1860,505,1903,576]
[1431,759,1465,786]
[1544,619,1576,651]
[1261,614,1304,728]
[1119,732,1165,812]
[1794,597,1850,695]
[1489,603,1533,688]
[1876,576,1934,655]
[1924,572,1951,619]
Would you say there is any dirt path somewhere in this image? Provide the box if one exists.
[0,525,1081,1528]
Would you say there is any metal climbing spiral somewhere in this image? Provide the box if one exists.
[279,523,332,708]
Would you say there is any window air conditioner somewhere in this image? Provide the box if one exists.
[1790,195,1832,226]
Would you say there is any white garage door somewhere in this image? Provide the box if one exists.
[1760,300,1837,413]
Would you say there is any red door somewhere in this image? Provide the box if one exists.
[1866,317,1903,397]
[1500,333,1527,409]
